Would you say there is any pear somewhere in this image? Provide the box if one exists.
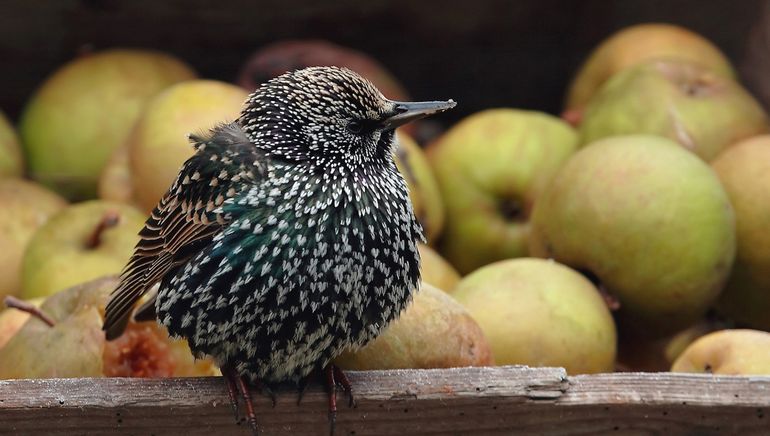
[565,23,734,116]
[427,109,578,274]
[335,282,492,370]
[0,277,217,378]
[20,200,146,299]
[98,142,136,205]
[530,135,736,337]
[672,329,770,375]
[127,80,249,212]
[0,179,67,301]
[395,132,445,244]
[579,58,768,161]
[712,136,770,329]
[0,110,23,177]
[19,49,196,199]
[451,258,616,374]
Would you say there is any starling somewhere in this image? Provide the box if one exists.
[102,66,455,432]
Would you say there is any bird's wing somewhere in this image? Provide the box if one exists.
[102,123,266,340]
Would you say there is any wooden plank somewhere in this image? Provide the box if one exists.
[0,366,769,435]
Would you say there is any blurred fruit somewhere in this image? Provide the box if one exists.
[20,200,145,299]
[0,110,23,177]
[0,179,67,301]
[335,282,492,370]
[0,297,43,350]
[579,59,768,161]
[712,136,770,329]
[418,244,461,293]
[451,258,616,374]
[98,143,136,206]
[19,49,197,200]
[530,135,735,337]
[395,132,445,243]
[427,109,578,274]
[237,39,410,101]
[128,80,248,212]
[566,23,734,115]
[0,277,217,378]
[672,329,770,375]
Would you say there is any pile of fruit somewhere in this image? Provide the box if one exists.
[1,23,769,379]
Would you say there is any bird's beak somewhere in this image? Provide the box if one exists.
[382,99,457,130]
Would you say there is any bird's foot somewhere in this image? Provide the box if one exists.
[222,365,260,436]
[323,364,355,435]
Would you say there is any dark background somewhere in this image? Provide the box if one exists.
[1,0,766,125]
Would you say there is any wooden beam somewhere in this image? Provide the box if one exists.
[1,366,768,435]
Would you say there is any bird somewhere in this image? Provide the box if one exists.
[101,66,455,433]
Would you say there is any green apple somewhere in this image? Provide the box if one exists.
[712,136,770,329]
[395,131,445,244]
[427,109,578,274]
[451,258,616,374]
[335,282,492,370]
[0,179,67,301]
[565,23,734,116]
[20,200,146,299]
[579,58,768,161]
[529,135,736,337]
[19,49,197,200]
[418,243,461,293]
[127,80,248,212]
[672,329,770,375]
[0,110,23,177]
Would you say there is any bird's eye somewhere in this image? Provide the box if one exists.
[347,120,364,134]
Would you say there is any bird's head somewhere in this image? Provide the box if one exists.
[240,66,455,167]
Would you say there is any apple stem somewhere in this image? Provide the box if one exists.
[85,210,121,249]
[3,296,56,327]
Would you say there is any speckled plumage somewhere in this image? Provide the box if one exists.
[103,67,452,386]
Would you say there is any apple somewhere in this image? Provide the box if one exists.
[0,179,67,301]
[395,131,445,244]
[712,136,770,329]
[529,135,736,338]
[0,297,44,350]
[20,200,146,299]
[418,243,461,293]
[565,23,735,116]
[0,110,23,177]
[237,39,410,101]
[0,276,217,378]
[18,49,197,200]
[579,58,768,161]
[335,282,492,370]
[98,142,137,206]
[427,109,578,274]
[672,329,770,375]
[127,80,249,212]
[451,258,616,374]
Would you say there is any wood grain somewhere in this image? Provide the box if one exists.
[1,366,768,435]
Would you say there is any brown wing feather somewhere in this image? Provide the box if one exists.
[102,123,265,340]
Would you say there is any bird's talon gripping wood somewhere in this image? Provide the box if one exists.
[101,66,455,433]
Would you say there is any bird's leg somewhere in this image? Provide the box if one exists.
[325,365,338,435]
[221,365,241,424]
[222,365,260,436]
[332,365,355,408]
[234,374,260,436]
[323,364,355,435]
[296,377,310,406]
